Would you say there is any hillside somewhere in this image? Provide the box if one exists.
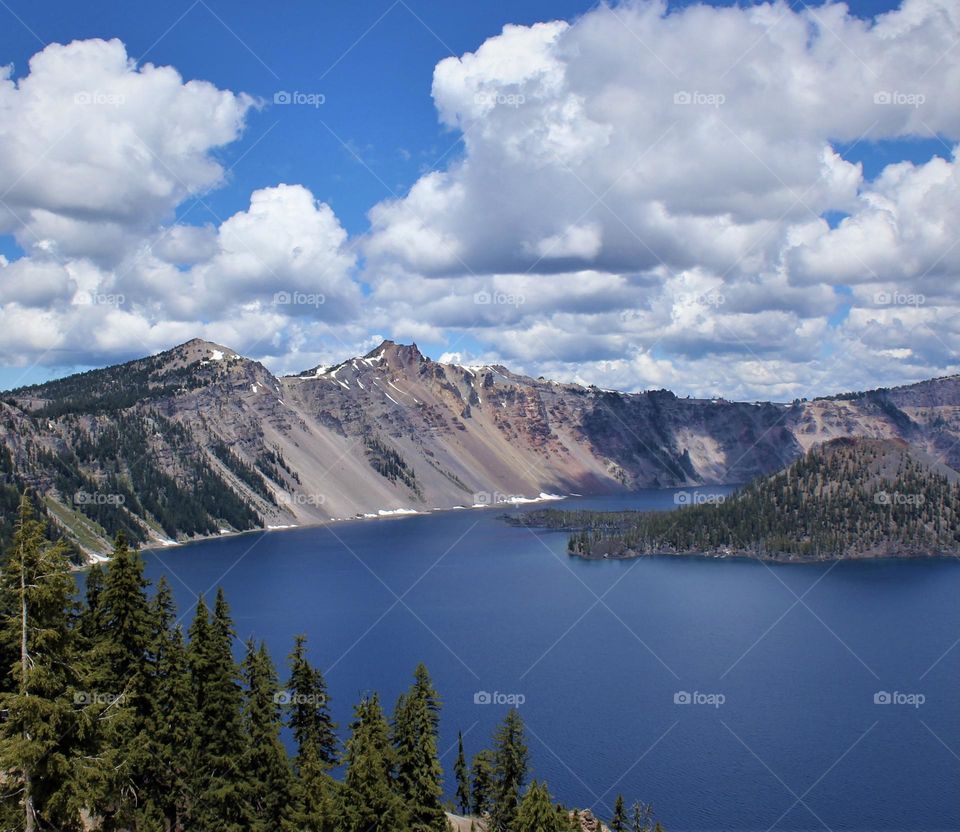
[517,439,960,562]
[1,338,958,557]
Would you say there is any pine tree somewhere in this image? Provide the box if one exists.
[147,621,195,830]
[393,663,446,832]
[340,694,408,832]
[470,749,495,817]
[285,634,337,832]
[515,781,560,832]
[631,801,653,832]
[242,640,295,832]
[454,730,470,814]
[287,634,338,768]
[0,495,85,831]
[612,794,627,832]
[89,533,156,831]
[187,590,251,830]
[490,707,529,832]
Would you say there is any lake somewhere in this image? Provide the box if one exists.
[137,488,960,832]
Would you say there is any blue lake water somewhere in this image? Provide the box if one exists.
[136,488,960,832]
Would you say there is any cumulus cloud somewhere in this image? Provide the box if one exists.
[0,38,254,263]
[361,0,960,397]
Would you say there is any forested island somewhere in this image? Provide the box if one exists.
[0,496,661,832]
[512,439,960,562]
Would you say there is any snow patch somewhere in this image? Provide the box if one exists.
[377,508,420,516]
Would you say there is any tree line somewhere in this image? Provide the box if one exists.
[0,496,660,831]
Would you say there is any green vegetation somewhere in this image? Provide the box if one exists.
[515,439,960,561]
[0,498,658,830]
[364,434,422,496]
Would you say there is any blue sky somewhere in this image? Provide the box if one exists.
[0,0,956,398]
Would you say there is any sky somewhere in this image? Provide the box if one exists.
[0,0,956,400]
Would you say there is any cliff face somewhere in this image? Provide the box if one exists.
[2,338,958,555]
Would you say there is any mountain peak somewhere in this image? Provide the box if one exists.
[364,339,425,368]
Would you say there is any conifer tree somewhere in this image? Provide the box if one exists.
[340,694,407,832]
[285,634,338,832]
[90,534,155,830]
[393,663,446,832]
[490,707,529,832]
[454,730,470,814]
[515,781,561,832]
[631,801,653,832]
[287,634,338,768]
[470,749,495,816]
[0,496,85,831]
[612,794,627,832]
[242,640,295,832]
[187,590,251,830]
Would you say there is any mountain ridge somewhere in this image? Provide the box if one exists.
[2,339,958,557]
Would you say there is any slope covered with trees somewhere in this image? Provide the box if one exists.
[515,439,960,562]
[0,497,660,831]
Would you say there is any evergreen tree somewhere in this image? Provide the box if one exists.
[147,621,195,831]
[470,749,495,817]
[286,634,338,832]
[454,730,470,814]
[490,707,529,832]
[340,694,407,832]
[393,663,446,832]
[515,781,561,832]
[89,533,155,831]
[0,496,85,831]
[242,640,295,832]
[612,794,627,832]
[187,590,251,830]
[287,634,338,768]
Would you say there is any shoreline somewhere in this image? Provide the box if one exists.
[568,546,960,566]
[123,492,569,561]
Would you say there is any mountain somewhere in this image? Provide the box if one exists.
[518,438,960,562]
[2,338,958,557]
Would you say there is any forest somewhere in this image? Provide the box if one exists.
[0,496,660,832]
